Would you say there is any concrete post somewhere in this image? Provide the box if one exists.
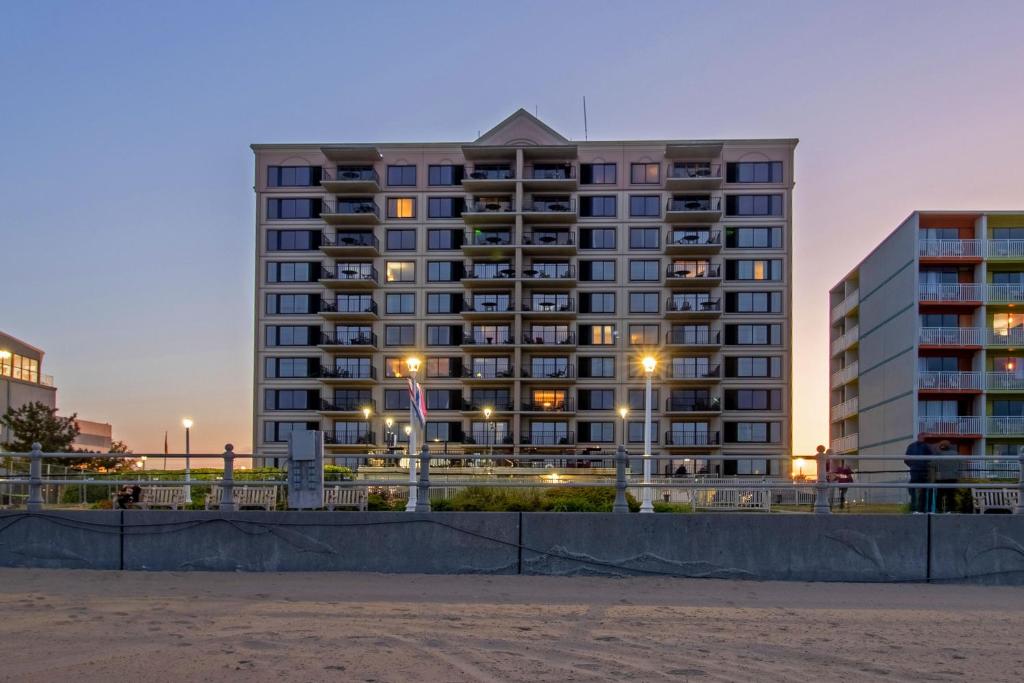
[1015,447,1024,515]
[220,444,236,512]
[613,445,629,513]
[27,442,43,512]
[813,445,831,514]
[415,443,431,512]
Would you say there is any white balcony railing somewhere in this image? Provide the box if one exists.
[919,327,984,346]
[917,371,982,391]
[830,325,860,357]
[987,416,1024,436]
[830,361,859,388]
[986,284,1024,303]
[830,289,860,324]
[986,372,1024,391]
[830,433,859,453]
[918,239,983,258]
[918,416,982,435]
[918,283,983,302]
[987,240,1024,258]
[830,396,859,422]
[987,329,1024,346]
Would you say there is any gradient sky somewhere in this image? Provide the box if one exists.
[2,0,1023,455]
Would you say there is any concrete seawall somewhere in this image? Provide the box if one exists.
[1,511,1022,584]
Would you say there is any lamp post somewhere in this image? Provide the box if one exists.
[182,418,193,503]
[483,407,493,462]
[405,356,421,512]
[385,416,394,455]
[640,356,656,513]
[618,406,629,448]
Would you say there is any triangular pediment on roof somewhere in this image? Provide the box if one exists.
[472,109,569,147]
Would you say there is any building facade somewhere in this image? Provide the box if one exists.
[252,110,796,474]
[829,210,1024,479]
[0,331,56,446]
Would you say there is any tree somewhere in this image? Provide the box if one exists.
[109,440,129,453]
[1,402,79,453]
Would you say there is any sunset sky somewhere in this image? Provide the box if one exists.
[2,0,1022,455]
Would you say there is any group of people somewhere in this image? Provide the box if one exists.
[904,433,960,513]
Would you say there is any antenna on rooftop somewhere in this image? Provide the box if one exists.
[535,105,538,117]
[582,96,589,141]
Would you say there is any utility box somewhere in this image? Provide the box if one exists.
[287,430,324,509]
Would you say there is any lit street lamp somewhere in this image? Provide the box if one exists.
[405,356,421,513]
[182,418,193,504]
[483,406,494,461]
[640,356,657,513]
[385,416,394,452]
[618,406,629,447]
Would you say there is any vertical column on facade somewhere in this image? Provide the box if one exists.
[976,213,988,457]
[512,148,525,457]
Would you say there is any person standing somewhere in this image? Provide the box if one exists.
[833,460,854,510]
[904,434,934,513]
[933,440,959,513]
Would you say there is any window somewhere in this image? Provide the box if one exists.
[629,260,660,281]
[580,292,615,314]
[425,390,460,411]
[629,292,659,313]
[264,357,316,379]
[267,230,319,251]
[386,293,415,314]
[266,262,315,282]
[580,356,614,378]
[628,420,662,443]
[579,422,615,443]
[266,293,316,314]
[425,422,458,441]
[725,324,782,345]
[670,357,711,379]
[579,227,616,249]
[629,227,660,249]
[265,325,316,346]
[387,197,416,219]
[333,357,372,379]
[385,261,415,282]
[580,260,615,281]
[384,357,411,378]
[263,421,319,444]
[725,389,782,410]
[427,357,459,378]
[427,229,462,250]
[630,163,660,185]
[725,356,782,378]
[627,389,661,410]
[329,389,372,411]
[386,165,416,186]
[669,324,713,345]
[629,324,660,345]
[580,324,615,345]
[428,164,464,186]
[725,421,782,444]
[264,389,319,411]
[427,197,465,218]
[725,292,783,313]
[385,325,415,346]
[386,230,416,250]
[470,357,512,379]
[268,166,321,187]
[529,357,570,380]
[726,259,783,281]
[579,195,617,217]
[725,194,784,216]
[426,325,458,346]
[629,195,661,217]
[427,261,459,282]
[580,163,616,184]
[384,389,410,410]
[726,161,783,183]
[725,227,783,249]
[267,198,321,220]
[427,293,458,314]
[578,389,614,410]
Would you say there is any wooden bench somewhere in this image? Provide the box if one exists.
[323,486,368,511]
[112,486,187,510]
[205,485,278,511]
[972,489,1019,513]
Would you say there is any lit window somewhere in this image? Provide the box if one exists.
[387,197,415,219]
[386,261,415,282]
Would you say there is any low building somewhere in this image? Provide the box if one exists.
[0,331,57,446]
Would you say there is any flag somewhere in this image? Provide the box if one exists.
[407,377,427,428]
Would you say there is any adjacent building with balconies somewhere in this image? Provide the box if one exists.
[829,210,1024,480]
[253,110,796,475]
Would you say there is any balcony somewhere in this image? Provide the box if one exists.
[520,431,575,446]
[918,283,983,303]
[830,396,859,422]
[918,239,983,259]
[987,239,1024,259]
[665,329,721,348]
[320,199,380,225]
[462,166,515,192]
[665,163,722,191]
[665,229,721,255]
[664,431,721,447]
[665,264,721,286]
[521,365,575,380]
[461,263,517,289]
[459,398,515,413]
[521,298,576,317]
[319,398,377,415]
[318,299,378,320]
[830,325,859,357]
[521,400,575,413]
[461,298,516,318]
[319,232,379,256]
[319,265,379,289]
[522,331,576,347]
[462,230,515,255]
[461,366,516,382]
[665,397,721,414]
[918,416,982,437]
[987,329,1024,347]
[666,365,721,382]
[665,196,722,224]
[919,327,983,347]
[462,199,516,224]
[520,265,576,288]
[521,198,577,223]
[830,361,859,389]
[318,331,378,351]
[522,229,576,255]
[666,298,721,318]
[917,371,982,392]
[986,284,1024,304]
[522,164,577,191]
[324,431,375,446]
[987,416,1024,436]
[986,372,1024,391]
[830,433,859,454]
[461,329,515,350]
[318,365,378,383]
[830,289,859,324]
[320,167,380,194]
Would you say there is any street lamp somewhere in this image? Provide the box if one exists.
[640,356,657,513]
[384,416,394,451]
[405,356,421,512]
[618,406,629,447]
[182,418,193,504]
[483,407,494,461]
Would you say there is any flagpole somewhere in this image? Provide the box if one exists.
[405,357,422,512]
[162,431,168,470]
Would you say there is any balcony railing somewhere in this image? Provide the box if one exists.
[521,299,575,313]
[666,230,721,247]
[464,231,513,246]
[668,365,721,380]
[830,396,859,422]
[987,416,1024,436]
[462,264,516,280]
[463,366,515,379]
[526,164,576,180]
[521,400,575,412]
[463,299,515,313]
[986,283,1024,303]
[830,326,859,356]
[324,431,375,445]
[919,327,983,346]
[521,365,575,379]
[319,299,378,315]
[987,239,1024,258]
[521,265,575,280]
[465,199,515,213]
[319,365,377,380]
[523,331,576,345]
[986,372,1024,391]
[666,264,721,280]
[462,329,514,345]
[323,199,380,217]
[320,266,379,283]
[918,283,983,302]
[461,398,515,412]
[522,230,575,246]
[523,198,576,213]
[521,431,575,445]
[666,298,720,313]
[669,163,720,179]
[320,398,376,412]
[830,289,859,323]
[666,329,720,345]
[918,239,983,258]
[830,433,859,453]
[467,167,514,180]
[319,331,378,347]
[665,397,720,412]
[327,167,379,183]
[918,416,982,435]
[321,233,379,249]
[917,371,982,391]
[664,431,720,446]
[830,361,859,388]
[667,197,721,212]
[987,329,1024,346]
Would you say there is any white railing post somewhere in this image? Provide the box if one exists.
[27,442,43,512]
[613,444,629,513]
[415,443,431,512]
[813,446,831,514]
[220,444,236,512]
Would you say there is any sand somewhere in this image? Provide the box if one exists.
[0,569,1022,682]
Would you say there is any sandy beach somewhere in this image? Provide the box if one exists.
[1,569,1022,682]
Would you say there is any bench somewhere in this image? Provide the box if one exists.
[692,487,771,512]
[972,489,1019,514]
[205,485,278,511]
[323,486,368,511]
[111,486,187,510]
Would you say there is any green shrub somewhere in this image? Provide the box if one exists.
[60,484,114,504]
[433,486,639,512]
[653,501,692,513]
